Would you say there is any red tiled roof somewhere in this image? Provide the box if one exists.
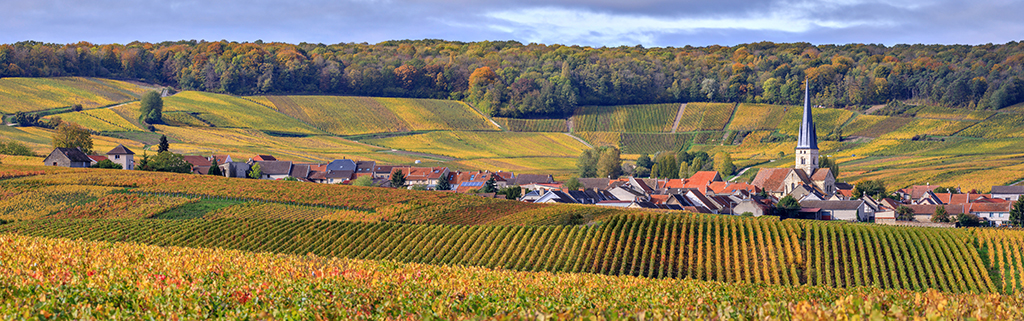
[751,168,792,192]
[934,193,990,205]
[87,155,107,163]
[253,155,277,161]
[688,171,721,186]
[899,185,940,199]
[708,181,759,194]
[968,202,1011,213]
[811,168,831,180]
[649,194,671,204]
[904,204,965,215]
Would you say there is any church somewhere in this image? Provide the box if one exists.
[752,83,836,199]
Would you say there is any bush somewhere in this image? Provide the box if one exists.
[0,140,34,156]
[91,159,123,169]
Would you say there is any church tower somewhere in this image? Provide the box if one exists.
[795,80,818,176]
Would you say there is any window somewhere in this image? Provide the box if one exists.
[115,155,120,159]
[801,158,806,165]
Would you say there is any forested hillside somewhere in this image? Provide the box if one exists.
[2,40,1023,118]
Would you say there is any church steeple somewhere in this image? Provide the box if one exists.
[797,81,817,150]
[795,80,819,176]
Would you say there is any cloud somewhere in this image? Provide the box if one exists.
[0,0,1021,47]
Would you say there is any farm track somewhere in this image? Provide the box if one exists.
[671,103,687,133]
[565,133,593,149]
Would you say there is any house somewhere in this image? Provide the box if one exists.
[734,198,773,217]
[752,168,834,198]
[253,161,293,180]
[105,144,135,170]
[991,186,1024,201]
[307,164,329,183]
[791,184,826,201]
[520,183,563,192]
[181,155,213,174]
[968,202,1012,226]
[506,174,554,186]
[520,190,544,202]
[43,147,93,168]
[355,161,376,177]
[575,178,611,191]
[452,171,506,193]
[608,185,648,202]
[86,155,107,166]
[290,164,311,181]
[799,200,872,221]
[397,167,450,188]
[252,155,277,161]
[373,166,396,179]
[534,191,578,204]
[896,185,940,202]
[220,162,251,178]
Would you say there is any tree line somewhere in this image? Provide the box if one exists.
[3,40,1024,118]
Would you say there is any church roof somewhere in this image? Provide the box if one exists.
[796,81,817,150]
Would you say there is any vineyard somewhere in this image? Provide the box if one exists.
[46,108,144,132]
[4,235,1020,319]
[674,103,737,132]
[0,77,152,114]
[957,113,1024,138]
[0,212,1009,294]
[493,117,567,132]
[571,103,677,133]
[162,91,321,135]
[727,103,789,131]
[363,131,588,159]
[619,133,693,154]
[264,95,496,136]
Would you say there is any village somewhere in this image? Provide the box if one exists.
[42,84,1023,228]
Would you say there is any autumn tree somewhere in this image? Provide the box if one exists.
[52,122,93,154]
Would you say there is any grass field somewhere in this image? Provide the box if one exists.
[0,77,153,114]
[572,103,677,132]
[265,95,496,135]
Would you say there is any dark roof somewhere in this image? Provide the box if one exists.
[290,164,310,179]
[328,159,357,172]
[991,186,1024,194]
[253,155,276,161]
[257,161,292,175]
[796,83,817,150]
[508,174,553,185]
[181,156,212,167]
[107,144,135,155]
[54,147,93,162]
[326,170,354,180]
[800,200,864,211]
[355,161,376,172]
[576,178,611,190]
[835,182,854,190]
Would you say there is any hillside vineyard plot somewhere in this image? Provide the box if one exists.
[572,103,677,133]
[0,213,1001,293]
[4,234,1022,319]
[265,96,496,135]
[0,77,150,114]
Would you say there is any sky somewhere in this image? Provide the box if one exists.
[2,0,1023,48]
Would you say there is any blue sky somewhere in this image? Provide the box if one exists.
[2,0,1022,47]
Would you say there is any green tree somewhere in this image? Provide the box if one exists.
[853,180,886,199]
[91,159,122,169]
[51,122,93,154]
[654,153,678,179]
[595,147,621,178]
[145,151,192,173]
[564,177,583,191]
[352,175,374,187]
[282,176,300,182]
[932,205,951,223]
[818,155,840,178]
[1010,195,1024,227]
[482,175,498,193]
[436,173,451,190]
[715,152,735,176]
[0,139,33,156]
[248,162,262,179]
[207,158,222,176]
[576,148,600,178]
[139,91,163,124]
[678,161,690,179]
[896,206,916,221]
[776,195,801,217]
[958,212,982,227]
[390,169,406,188]
[498,186,522,200]
[635,153,653,170]
[158,135,169,153]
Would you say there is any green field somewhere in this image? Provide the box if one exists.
[162,91,321,135]
[363,131,589,159]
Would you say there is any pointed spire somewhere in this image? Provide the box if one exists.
[797,79,817,150]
